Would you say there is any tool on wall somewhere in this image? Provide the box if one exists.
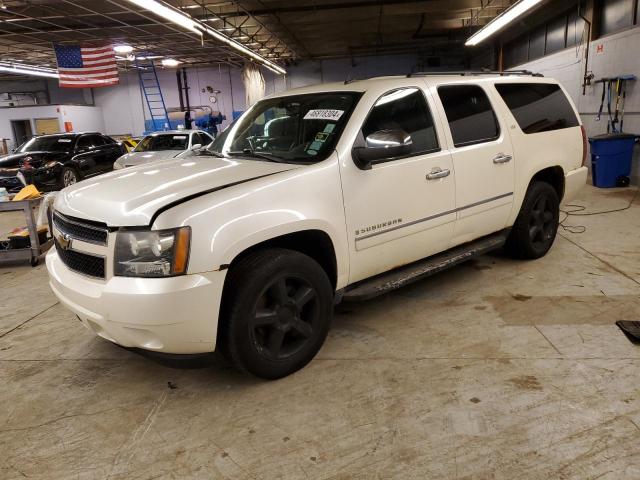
[595,75,636,133]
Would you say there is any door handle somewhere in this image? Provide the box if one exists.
[493,153,513,164]
[426,168,451,180]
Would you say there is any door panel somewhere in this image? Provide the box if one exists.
[74,135,102,176]
[435,84,515,245]
[340,86,456,283]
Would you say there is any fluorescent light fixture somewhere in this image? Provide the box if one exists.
[0,62,59,79]
[125,0,286,75]
[124,0,202,35]
[161,58,181,67]
[465,0,544,46]
[114,45,134,54]
[201,24,286,74]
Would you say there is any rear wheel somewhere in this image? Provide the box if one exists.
[60,167,79,189]
[506,181,560,259]
[219,248,333,379]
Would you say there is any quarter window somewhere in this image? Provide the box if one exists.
[438,85,500,147]
[495,83,580,134]
[361,87,439,157]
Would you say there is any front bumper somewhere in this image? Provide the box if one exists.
[564,166,588,203]
[25,165,62,190]
[46,247,227,354]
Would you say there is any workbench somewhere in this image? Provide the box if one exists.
[0,197,52,266]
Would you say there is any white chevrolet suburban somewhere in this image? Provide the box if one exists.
[47,72,588,379]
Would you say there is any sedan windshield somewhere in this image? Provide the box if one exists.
[135,134,189,152]
[17,136,76,153]
[219,92,361,163]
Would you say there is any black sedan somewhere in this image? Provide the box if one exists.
[0,132,126,192]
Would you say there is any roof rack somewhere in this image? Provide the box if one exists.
[407,69,544,78]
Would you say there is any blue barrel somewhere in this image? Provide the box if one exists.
[589,134,637,188]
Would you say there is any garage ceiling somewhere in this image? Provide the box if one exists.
[0,0,511,71]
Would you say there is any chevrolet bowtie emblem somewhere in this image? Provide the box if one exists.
[55,231,72,250]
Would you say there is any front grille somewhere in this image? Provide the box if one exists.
[55,239,106,279]
[53,212,108,245]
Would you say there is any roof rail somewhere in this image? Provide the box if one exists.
[407,69,544,78]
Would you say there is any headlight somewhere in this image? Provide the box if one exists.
[113,162,124,170]
[114,227,190,277]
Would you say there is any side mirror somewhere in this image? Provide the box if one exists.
[352,130,412,170]
[190,143,202,151]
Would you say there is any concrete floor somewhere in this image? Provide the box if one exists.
[1,184,640,480]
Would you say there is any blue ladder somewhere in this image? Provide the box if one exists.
[135,58,170,132]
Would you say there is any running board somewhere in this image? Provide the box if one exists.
[342,230,509,302]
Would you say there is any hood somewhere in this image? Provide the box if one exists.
[55,156,301,226]
[0,151,63,170]
[116,150,183,167]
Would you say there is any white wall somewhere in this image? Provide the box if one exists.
[93,71,145,137]
[58,105,105,133]
[0,105,59,149]
[513,26,640,184]
[0,104,105,149]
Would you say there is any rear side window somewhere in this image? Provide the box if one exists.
[495,83,580,134]
[437,85,500,147]
[362,87,439,156]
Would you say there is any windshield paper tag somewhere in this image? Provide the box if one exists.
[58,139,72,143]
[304,109,344,121]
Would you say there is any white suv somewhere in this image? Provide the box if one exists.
[47,72,587,379]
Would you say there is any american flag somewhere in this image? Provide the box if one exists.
[54,44,119,88]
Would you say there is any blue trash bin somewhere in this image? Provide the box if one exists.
[589,134,637,188]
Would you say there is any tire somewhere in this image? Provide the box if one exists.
[219,248,334,379]
[60,167,79,189]
[506,181,560,259]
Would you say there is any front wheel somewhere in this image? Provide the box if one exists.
[60,167,79,189]
[506,181,560,259]
[219,248,333,379]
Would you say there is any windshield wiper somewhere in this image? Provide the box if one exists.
[197,149,225,158]
[227,149,283,163]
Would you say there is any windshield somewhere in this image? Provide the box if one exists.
[208,120,236,154]
[17,136,76,153]
[219,92,361,163]
[134,134,189,152]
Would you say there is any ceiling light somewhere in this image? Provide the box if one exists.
[161,58,181,67]
[201,26,286,74]
[0,62,59,79]
[125,0,285,75]
[124,0,202,35]
[465,0,544,46]
[114,45,134,54]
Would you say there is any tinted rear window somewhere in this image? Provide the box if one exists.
[495,83,579,134]
[438,85,500,147]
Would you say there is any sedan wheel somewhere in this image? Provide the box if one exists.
[61,167,78,188]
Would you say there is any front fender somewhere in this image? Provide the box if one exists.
[152,157,350,288]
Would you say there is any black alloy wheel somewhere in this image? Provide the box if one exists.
[506,181,560,259]
[250,275,319,361]
[220,248,333,379]
[528,193,556,249]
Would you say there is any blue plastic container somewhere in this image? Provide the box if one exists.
[589,134,637,188]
